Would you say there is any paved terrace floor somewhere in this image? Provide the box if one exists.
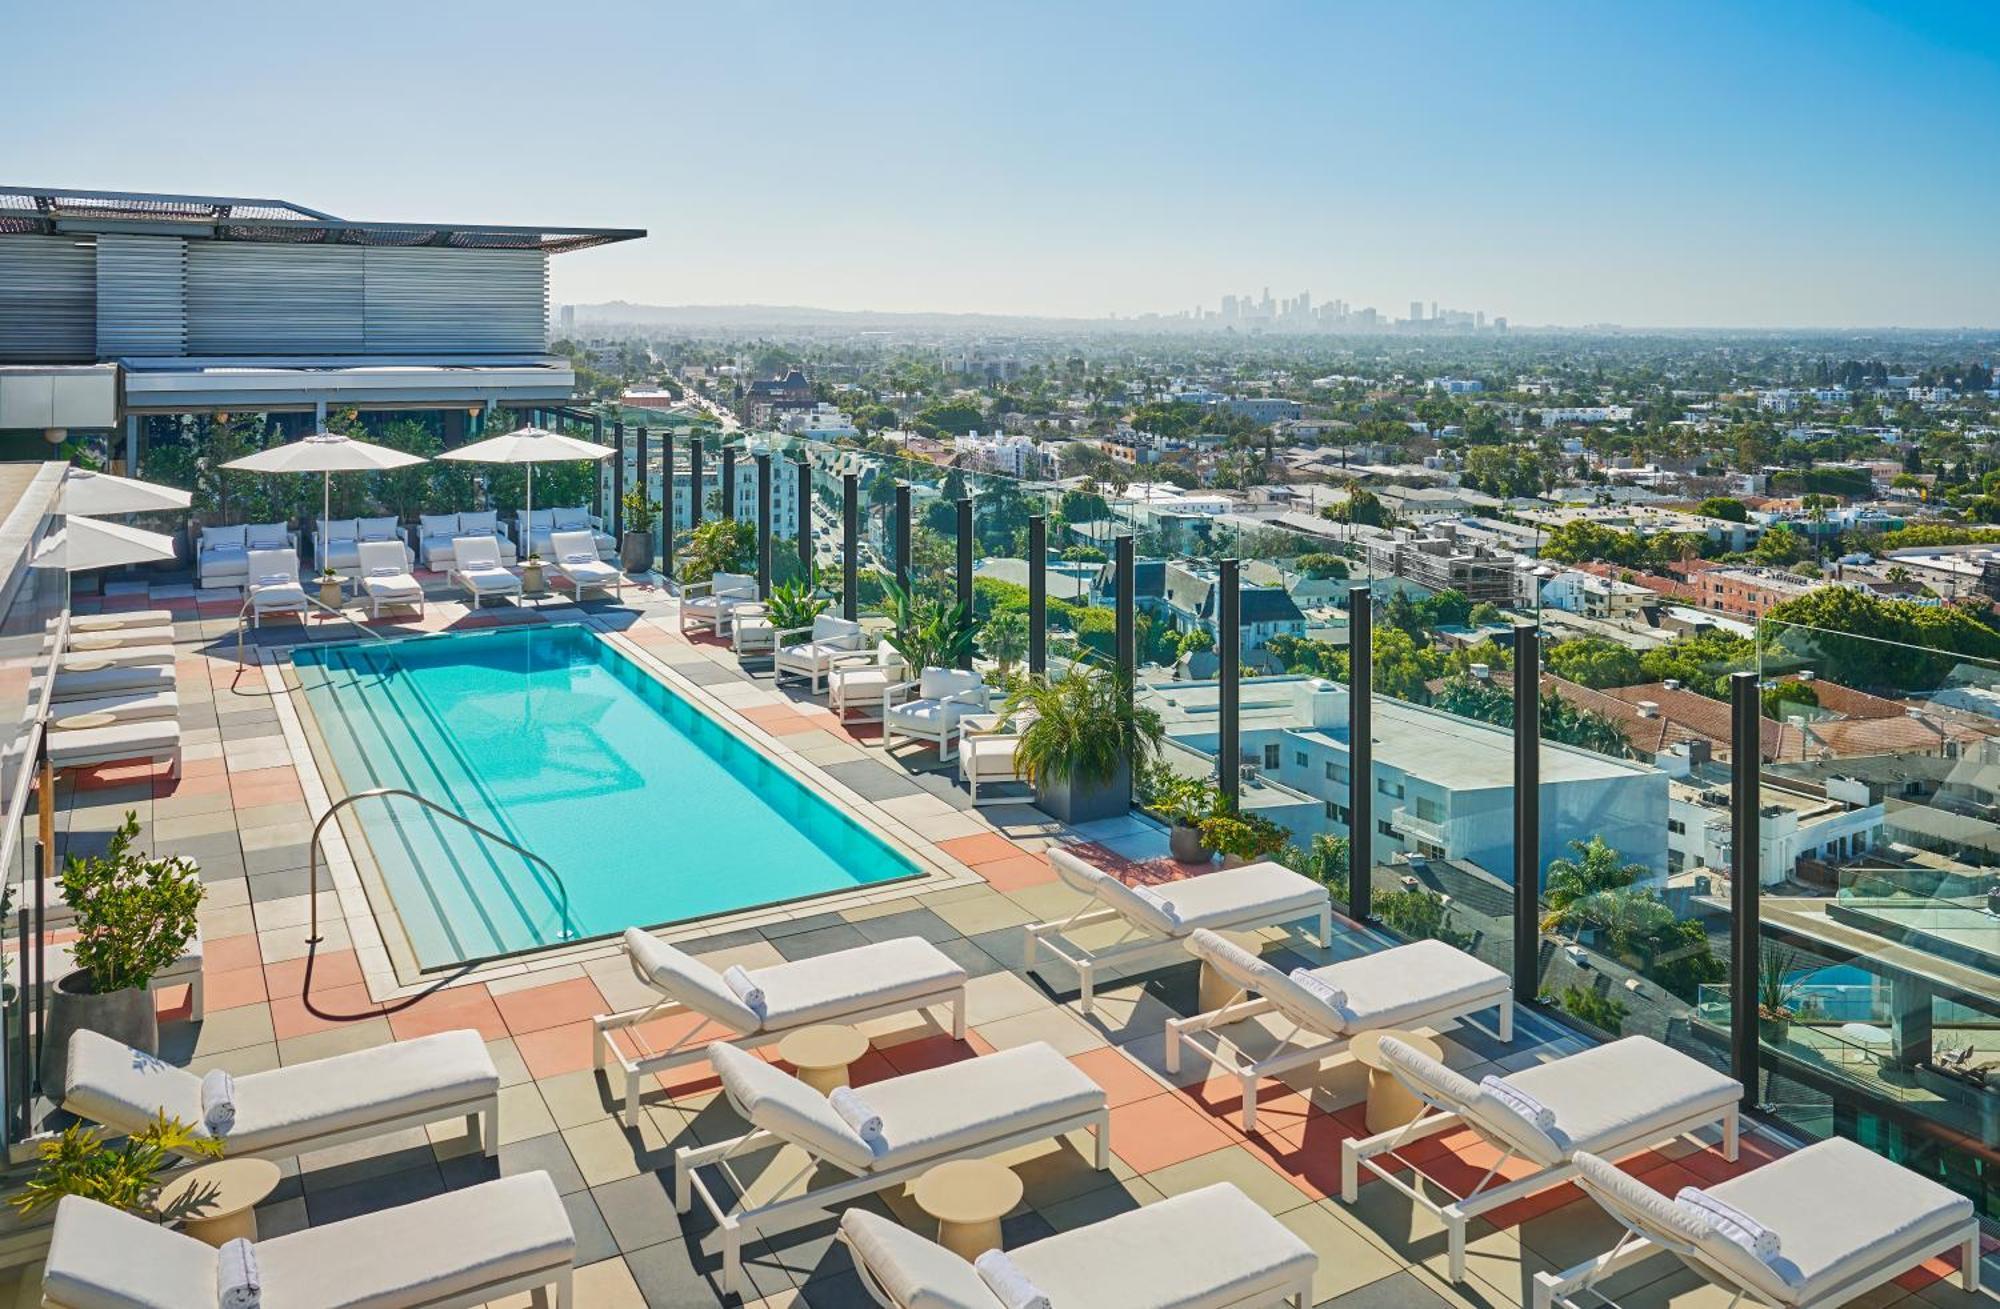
[6,568,1993,1308]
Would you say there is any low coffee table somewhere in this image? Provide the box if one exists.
[1350,1028,1446,1134]
[776,1023,869,1095]
[152,1158,283,1246]
[913,1158,1022,1261]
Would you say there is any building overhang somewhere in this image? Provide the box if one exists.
[117,355,576,415]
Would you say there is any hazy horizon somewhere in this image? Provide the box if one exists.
[8,0,1999,330]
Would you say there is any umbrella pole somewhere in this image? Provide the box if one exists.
[525,464,534,561]
[322,472,331,560]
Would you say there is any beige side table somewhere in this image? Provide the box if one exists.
[152,1158,283,1247]
[1350,1028,1446,1134]
[912,1158,1022,1261]
[776,1023,869,1095]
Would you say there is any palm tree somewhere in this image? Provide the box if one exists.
[1540,836,1647,936]
[980,610,1028,682]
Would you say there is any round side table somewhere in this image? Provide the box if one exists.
[152,1158,283,1247]
[53,711,116,732]
[913,1158,1022,1261]
[777,1023,869,1095]
[1350,1028,1446,1134]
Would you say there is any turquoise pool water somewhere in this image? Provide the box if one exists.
[292,625,917,968]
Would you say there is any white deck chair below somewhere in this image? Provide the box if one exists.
[51,663,175,702]
[1536,1141,1979,1309]
[357,538,425,618]
[46,718,180,779]
[1026,846,1334,1014]
[449,535,522,607]
[1167,927,1513,1130]
[593,927,967,1122]
[45,687,179,724]
[548,528,623,600]
[245,546,308,628]
[841,1182,1319,1309]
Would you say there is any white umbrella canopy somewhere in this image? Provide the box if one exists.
[33,517,180,572]
[220,431,427,529]
[437,427,614,554]
[59,468,192,517]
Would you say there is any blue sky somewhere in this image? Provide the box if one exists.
[6,1,1998,326]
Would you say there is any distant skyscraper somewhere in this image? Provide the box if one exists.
[559,304,575,335]
[1409,301,1424,323]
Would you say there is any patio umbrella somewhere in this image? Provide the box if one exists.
[436,427,614,556]
[59,468,192,517]
[220,432,427,531]
[32,517,179,572]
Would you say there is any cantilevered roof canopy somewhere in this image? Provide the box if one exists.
[0,185,644,254]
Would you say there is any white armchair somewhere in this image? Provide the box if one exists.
[245,547,307,628]
[828,641,907,723]
[957,708,1035,804]
[680,571,760,637]
[883,666,990,762]
[771,614,866,692]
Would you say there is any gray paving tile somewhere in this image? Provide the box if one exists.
[563,1189,621,1267]
[590,1172,682,1255]
[768,923,871,960]
[819,760,923,800]
[1319,1270,1458,1309]
[851,907,958,945]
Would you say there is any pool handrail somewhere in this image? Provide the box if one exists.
[237,587,397,665]
[307,786,577,949]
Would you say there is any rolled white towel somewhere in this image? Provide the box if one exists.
[200,1069,236,1136]
[563,552,595,565]
[1479,1075,1557,1130]
[829,1086,889,1157]
[1131,883,1182,927]
[1288,968,1347,1011]
[721,965,767,1018]
[216,1237,260,1309]
[1677,1187,1781,1261]
[253,574,293,589]
[974,1249,1052,1309]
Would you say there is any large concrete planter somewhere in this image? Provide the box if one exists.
[620,530,655,574]
[1033,760,1131,825]
[42,971,156,1100]
[1169,823,1214,864]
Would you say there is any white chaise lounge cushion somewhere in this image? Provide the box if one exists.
[71,624,174,648]
[709,1041,878,1171]
[46,720,179,770]
[1048,848,1326,939]
[52,664,176,701]
[1007,1182,1319,1309]
[62,644,175,671]
[1501,1036,1740,1160]
[1376,1034,1564,1166]
[845,1041,1104,1170]
[48,689,180,723]
[1310,937,1508,1033]
[1693,1137,1974,1307]
[840,1208,999,1309]
[43,1193,218,1309]
[751,937,967,1028]
[622,927,762,1031]
[62,1028,498,1155]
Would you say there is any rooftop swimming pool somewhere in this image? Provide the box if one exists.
[292,625,918,969]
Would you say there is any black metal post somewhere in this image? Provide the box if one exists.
[611,421,625,538]
[722,445,737,520]
[1347,583,1373,919]
[894,483,911,592]
[1218,559,1241,810]
[1730,670,1762,1108]
[755,452,773,595]
[1114,534,1135,687]
[661,432,676,578]
[14,906,27,1124]
[689,437,704,529]
[592,413,605,518]
[795,458,812,580]
[955,497,975,669]
[1028,514,1047,675]
[842,472,859,620]
[1512,622,1541,1003]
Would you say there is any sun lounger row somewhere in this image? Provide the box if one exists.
[47,611,184,777]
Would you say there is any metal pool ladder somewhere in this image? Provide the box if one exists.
[307,787,576,945]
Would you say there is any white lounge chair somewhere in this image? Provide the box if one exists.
[67,608,174,632]
[450,535,522,607]
[58,644,174,673]
[771,613,865,691]
[956,709,1033,805]
[46,718,180,779]
[62,1027,501,1162]
[547,528,623,601]
[884,666,990,762]
[841,1182,1319,1309]
[680,570,760,636]
[1167,928,1513,1130]
[245,547,308,628]
[41,1172,575,1309]
[677,1039,1110,1296]
[1341,1034,1743,1283]
[829,641,907,723]
[521,505,615,559]
[1026,846,1334,1015]
[357,539,425,618]
[1534,1140,1981,1309]
[69,623,174,649]
[46,688,179,724]
[593,927,968,1122]
[52,663,175,702]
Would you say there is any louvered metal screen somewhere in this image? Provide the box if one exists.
[363,248,547,353]
[186,243,365,354]
[0,236,95,362]
[95,235,186,356]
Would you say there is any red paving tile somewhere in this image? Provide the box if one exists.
[268,982,382,1040]
[973,853,1056,892]
[263,949,364,996]
[388,984,508,1042]
[1067,1047,1168,1108]
[879,1032,995,1076]
[203,966,269,1012]
[514,1020,596,1078]
[935,833,1021,867]
[492,976,607,1035]
[203,934,264,974]
[1107,1092,1235,1173]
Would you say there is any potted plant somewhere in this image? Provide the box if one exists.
[1197,810,1291,868]
[1141,763,1222,863]
[620,488,659,574]
[315,567,342,611]
[762,577,829,635]
[882,578,974,672]
[1757,948,1802,1046]
[42,813,203,1096]
[11,1116,222,1222]
[1003,665,1163,824]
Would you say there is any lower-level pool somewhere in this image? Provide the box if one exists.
[292,625,917,968]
